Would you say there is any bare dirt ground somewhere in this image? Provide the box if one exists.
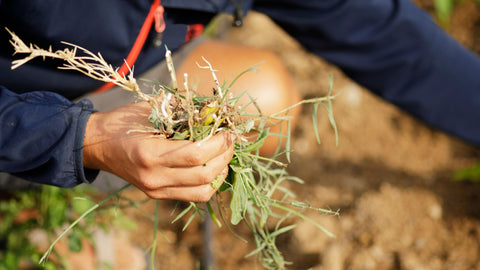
[118,2,480,270]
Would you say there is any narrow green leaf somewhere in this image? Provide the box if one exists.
[245,243,267,258]
[319,98,338,147]
[312,102,321,144]
[272,203,336,238]
[206,201,222,228]
[227,63,262,90]
[40,184,132,264]
[171,203,193,224]
[182,211,197,231]
[270,224,296,238]
[326,74,338,146]
[238,130,268,153]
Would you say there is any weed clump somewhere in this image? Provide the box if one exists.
[8,28,339,270]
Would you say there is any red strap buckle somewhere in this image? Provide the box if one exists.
[185,24,204,42]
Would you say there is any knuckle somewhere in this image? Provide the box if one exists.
[197,174,208,185]
[195,170,216,185]
[199,185,215,202]
[185,152,203,166]
[143,190,158,199]
[138,173,161,191]
[144,188,169,200]
[141,180,157,191]
[204,171,218,184]
[133,148,155,168]
[194,192,212,203]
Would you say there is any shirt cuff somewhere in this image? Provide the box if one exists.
[74,99,100,184]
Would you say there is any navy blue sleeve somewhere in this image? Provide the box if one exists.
[253,0,480,146]
[0,86,99,187]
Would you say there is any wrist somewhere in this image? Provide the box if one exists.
[74,104,100,183]
[83,112,104,170]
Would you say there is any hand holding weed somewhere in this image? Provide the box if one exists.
[83,101,235,202]
[8,29,339,269]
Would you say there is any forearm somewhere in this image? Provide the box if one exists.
[0,86,98,187]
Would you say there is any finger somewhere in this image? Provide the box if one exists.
[157,132,234,167]
[210,166,229,192]
[144,168,229,202]
[150,148,233,188]
[158,185,214,202]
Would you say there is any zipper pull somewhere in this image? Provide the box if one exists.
[231,0,244,27]
[153,5,166,47]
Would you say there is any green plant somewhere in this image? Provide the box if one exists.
[7,29,339,270]
[454,161,480,182]
[0,185,130,270]
[434,0,480,27]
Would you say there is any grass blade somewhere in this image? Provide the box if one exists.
[312,102,321,144]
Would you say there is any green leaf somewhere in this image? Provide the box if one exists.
[312,102,321,144]
[44,261,57,270]
[245,243,267,258]
[192,95,216,105]
[227,63,262,90]
[272,203,336,238]
[171,203,194,224]
[230,172,248,225]
[219,166,235,192]
[72,198,95,215]
[172,130,189,140]
[326,75,339,146]
[68,230,83,252]
[270,224,296,238]
[1,252,18,270]
[285,118,292,162]
[454,161,480,182]
[192,125,212,141]
[237,119,255,133]
[206,201,222,228]
[46,198,67,228]
[183,210,198,231]
[238,130,268,153]
[434,0,453,25]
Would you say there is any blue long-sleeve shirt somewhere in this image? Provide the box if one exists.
[1,0,479,187]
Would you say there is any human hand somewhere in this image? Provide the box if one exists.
[82,101,235,202]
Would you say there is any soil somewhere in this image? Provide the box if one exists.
[116,2,480,270]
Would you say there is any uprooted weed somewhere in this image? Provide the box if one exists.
[8,28,339,270]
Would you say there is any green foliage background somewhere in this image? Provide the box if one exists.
[434,0,480,26]
[0,185,132,270]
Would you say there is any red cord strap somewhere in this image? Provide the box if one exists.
[94,0,163,93]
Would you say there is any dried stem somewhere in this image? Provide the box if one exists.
[165,49,178,90]
[184,73,195,139]
[196,57,223,98]
[7,28,149,102]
